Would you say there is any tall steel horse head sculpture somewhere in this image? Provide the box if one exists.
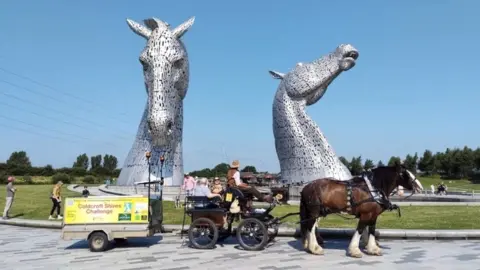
[270,44,359,184]
[116,16,195,186]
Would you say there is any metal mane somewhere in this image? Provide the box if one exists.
[270,44,359,184]
[117,16,195,186]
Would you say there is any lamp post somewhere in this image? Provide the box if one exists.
[145,151,152,228]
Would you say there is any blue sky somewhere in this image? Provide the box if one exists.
[0,0,478,173]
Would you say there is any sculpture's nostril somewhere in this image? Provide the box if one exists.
[346,51,359,60]
[166,121,173,131]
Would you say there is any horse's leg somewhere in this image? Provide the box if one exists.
[365,218,382,256]
[347,220,367,258]
[299,197,309,250]
[306,217,324,255]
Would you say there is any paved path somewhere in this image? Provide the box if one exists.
[2,226,480,270]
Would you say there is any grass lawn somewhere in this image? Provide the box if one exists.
[0,184,79,219]
[1,185,479,229]
[418,176,480,191]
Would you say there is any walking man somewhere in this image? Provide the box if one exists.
[3,176,16,220]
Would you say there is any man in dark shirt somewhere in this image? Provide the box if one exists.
[3,176,16,219]
[82,186,90,197]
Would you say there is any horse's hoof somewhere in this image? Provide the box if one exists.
[348,249,363,258]
[311,246,324,255]
[366,248,383,256]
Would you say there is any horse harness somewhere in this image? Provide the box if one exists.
[344,171,397,215]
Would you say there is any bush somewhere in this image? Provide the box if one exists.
[83,175,97,184]
[51,173,72,184]
[23,175,33,184]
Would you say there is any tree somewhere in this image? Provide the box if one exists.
[90,155,102,171]
[376,160,385,167]
[73,153,89,170]
[7,151,31,168]
[363,159,375,170]
[103,154,118,172]
[418,150,434,175]
[387,156,401,166]
[212,163,229,175]
[241,165,257,173]
[474,147,480,170]
[349,156,363,176]
[339,156,350,170]
[403,153,418,173]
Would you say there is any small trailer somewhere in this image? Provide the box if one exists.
[61,195,161,252]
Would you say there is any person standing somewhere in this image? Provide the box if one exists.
[2,176,17,220]
[182,173,196,197]
[49,181,63,220]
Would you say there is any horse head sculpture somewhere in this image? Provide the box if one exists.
[270,44,359,184]
[116,16,194,187]
[127,17,194,148]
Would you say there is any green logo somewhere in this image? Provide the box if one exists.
[123,202,132,213]
[118,213,131,221]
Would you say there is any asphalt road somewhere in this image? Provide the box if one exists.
[2,226,480,270]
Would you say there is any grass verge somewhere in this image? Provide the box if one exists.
[1,185,478,229]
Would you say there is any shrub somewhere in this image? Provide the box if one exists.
[0,173,6,184]
[51,173,72,184]
[23,175,33,185]
[83,175,97,184]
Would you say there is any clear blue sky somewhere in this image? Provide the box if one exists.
[0,0,478,173]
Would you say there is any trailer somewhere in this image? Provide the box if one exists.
[61,195,160,252]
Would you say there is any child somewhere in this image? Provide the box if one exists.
[82,186,90,197]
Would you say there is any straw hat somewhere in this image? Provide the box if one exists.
[230,160,240,169]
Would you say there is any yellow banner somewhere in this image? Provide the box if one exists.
[63,196,149,225]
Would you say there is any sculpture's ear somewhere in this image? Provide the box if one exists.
[144,17,170,33]
[269,70,285,80]
[172,16,195,39]
[126,19,152,39]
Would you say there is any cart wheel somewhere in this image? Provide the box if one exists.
[188,217,219,249]
[88,231,109,252]
[236,218,269,251]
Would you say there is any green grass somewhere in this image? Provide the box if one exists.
[0,185,79,219]
[418,176,480,191]
[1,185,479,229]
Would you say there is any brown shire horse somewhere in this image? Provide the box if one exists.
[299,162,423,258]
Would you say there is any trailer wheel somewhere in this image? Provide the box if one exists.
[88,231,109,252]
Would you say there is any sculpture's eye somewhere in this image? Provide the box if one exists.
[173,59,183,69]
[139,58,149,72]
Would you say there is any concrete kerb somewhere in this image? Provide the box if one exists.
[2,218,480,240]
[97,185,127,196]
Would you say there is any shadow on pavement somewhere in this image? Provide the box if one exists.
[65,235,163,251]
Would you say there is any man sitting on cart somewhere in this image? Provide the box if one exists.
[227,160,273,203]
[194,178,223,199]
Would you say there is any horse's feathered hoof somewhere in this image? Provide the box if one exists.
[366,248,383,256]
[348,248,363,258]
[309,246,325,255]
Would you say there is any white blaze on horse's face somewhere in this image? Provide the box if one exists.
[126,17,194,148]
[269,44,359,106]
[406,170,424,193]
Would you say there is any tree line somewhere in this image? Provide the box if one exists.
[189,146,480,180]
[339,146,480,179]
[189,163,259,178]
[0,151,120,184]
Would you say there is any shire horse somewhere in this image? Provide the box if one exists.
[299,162,423,258]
